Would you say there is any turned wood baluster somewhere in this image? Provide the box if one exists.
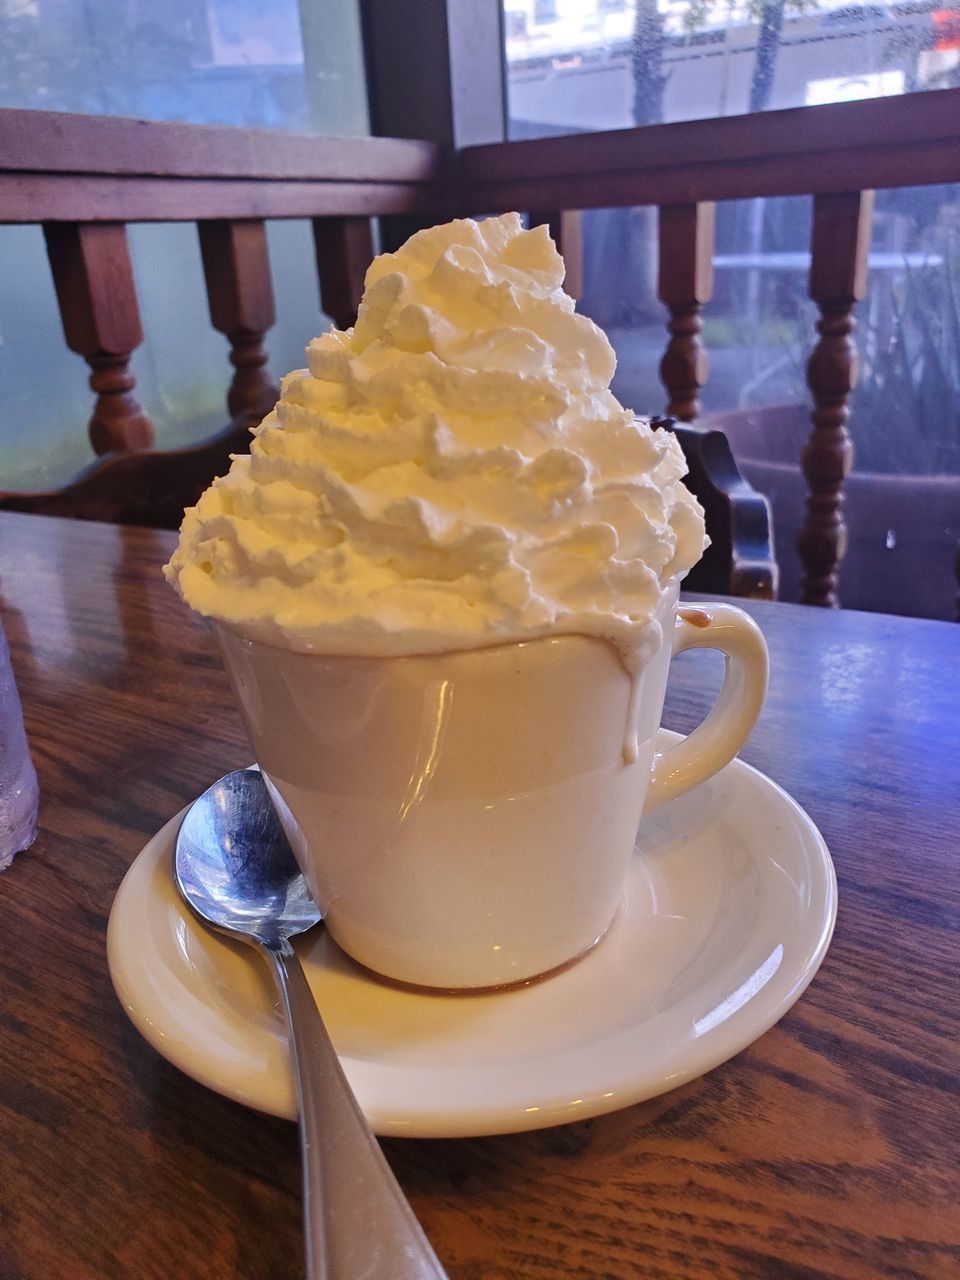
[312,216,374,330]
[43,222,155,455]
[657,202,716,422]
[528,211,583,299]
[198,219,278,421]
[799,191,874,608]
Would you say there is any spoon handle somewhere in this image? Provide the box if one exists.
[264,941,448,1280]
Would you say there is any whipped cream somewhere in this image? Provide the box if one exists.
[165,213,707,669]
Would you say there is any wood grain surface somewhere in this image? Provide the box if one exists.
[1,512,958,1280]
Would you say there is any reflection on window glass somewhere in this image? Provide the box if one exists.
[806,69,904,104]
[504,1,960,134]
[0,0,368,134]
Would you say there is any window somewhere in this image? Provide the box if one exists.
[504,0,960,132]
[0,0,367,133]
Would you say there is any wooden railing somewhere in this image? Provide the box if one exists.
[0,109,444,526]
[2,91,958,608]
[458,89,960,612]
[0,109,440,439]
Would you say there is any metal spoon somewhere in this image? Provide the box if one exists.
[175,767,447,1280]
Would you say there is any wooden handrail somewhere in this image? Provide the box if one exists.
[0,178,443,224]
[459,88,960,207]
[0,110,444,224]
[0,109,437,182]
[9,90,959,224]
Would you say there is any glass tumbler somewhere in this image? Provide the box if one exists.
[0,616,38,870]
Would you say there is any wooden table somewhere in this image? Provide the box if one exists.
[2,511,958,1280]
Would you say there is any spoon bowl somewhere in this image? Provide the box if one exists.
[176,767,320,946]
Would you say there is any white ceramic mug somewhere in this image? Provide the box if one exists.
[217,584,767,989]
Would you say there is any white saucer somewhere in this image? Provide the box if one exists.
[108,732,836,1139]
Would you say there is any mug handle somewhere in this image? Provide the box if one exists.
[644,603,769,814]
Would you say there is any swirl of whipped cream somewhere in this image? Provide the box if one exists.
[165,213,706,667]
